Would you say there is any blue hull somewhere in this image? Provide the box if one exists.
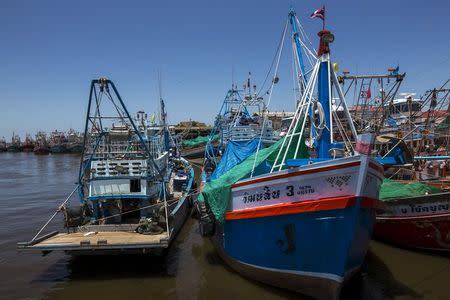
[214,197,376,299]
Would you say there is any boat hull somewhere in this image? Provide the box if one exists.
[22,145,34,152]
[209,156,383,299]
[7,145,21,152]
[50,144,67,153]
[67,143,83,153]
[18,157,194,256]
[34,147,50,155]
[374,192,450,252]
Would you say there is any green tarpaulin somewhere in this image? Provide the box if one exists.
[198,135,309,223]
[379,178,441,201]
[182,134,219,147]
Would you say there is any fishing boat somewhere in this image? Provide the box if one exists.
[0,137,6,152]
[22,134,35,152]
[49,130,68,153]
[33,131,50,155]
[7,133,22,152]
[18,78,194,255]
[66,129,83,153]
[374,179,450,252]
[196,9,384,300]
[201,78,278,186]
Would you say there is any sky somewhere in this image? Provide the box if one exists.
[1,0,449,139]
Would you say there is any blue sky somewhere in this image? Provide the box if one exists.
[1,0,449,139]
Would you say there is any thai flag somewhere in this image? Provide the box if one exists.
[310,6,325,20]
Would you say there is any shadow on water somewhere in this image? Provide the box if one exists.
[341,249,424,300]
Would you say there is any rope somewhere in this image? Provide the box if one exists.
[31,185,79,242]
[250,20,288,178]
[82,187,201,227]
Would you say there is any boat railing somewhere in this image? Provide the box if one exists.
[223,125,278,143]
[90,159,148,178]
[84,140,164,159]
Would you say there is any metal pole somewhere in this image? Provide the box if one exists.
[381,126,418,159]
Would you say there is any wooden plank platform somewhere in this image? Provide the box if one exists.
[23,231,170,252]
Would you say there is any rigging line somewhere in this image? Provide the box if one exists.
[292,37,305,95]
[292,38,300,108]
[293,19,317,66]
[31,185,80,242]
[270,60,319,171]
[93,85,104,131]
[250,19,288,178]
[276,61,320,170]
[292,62,320,160]
[296,16,317,56]
[257,19,289,97]
[411,78,450,120]
[84,198,181,226]
[104,87,127,122]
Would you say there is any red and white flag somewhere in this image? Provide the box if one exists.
[310,6,325,20]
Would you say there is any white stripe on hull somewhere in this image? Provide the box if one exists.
[237,260,344,283]
[231,156,382,211]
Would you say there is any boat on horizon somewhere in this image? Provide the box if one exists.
[33,131,50,155]
[66,129,83,154]
[7,133,22,152]
[196,9,384,300]
[49,130,68,154]
[22,134,35,152]
[0,137,7,152]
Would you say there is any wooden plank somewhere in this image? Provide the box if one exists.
[30,231,169,250]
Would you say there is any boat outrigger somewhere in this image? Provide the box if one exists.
[18,78,194,255]
[196,9,384,300]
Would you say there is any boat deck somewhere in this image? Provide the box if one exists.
[18,231,170,253]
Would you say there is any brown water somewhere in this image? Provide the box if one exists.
[1,153,449,300]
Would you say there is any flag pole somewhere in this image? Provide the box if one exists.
[323,5,326,30]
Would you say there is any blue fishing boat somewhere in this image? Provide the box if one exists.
[201,76,278,186]
[197,9,384,299]
[19,78,194,255]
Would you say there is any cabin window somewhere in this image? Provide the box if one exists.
[130,179,141,192]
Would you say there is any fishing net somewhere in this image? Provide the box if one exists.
[182,134,219,147]
[379,178,441,201]
[198,135,309,223]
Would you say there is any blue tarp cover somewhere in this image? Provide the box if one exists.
[211,140,263,180]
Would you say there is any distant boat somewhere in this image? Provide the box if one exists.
[33,132,50,155]
[0,137,7,152]
[22,134,35,152]
[7,133,22,152]
[49,130,68,153]
[66,129,83,153]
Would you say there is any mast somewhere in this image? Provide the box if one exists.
[160,98,170,152]
[316,30,334,159]
[289,9,307,90]
[158,71,170,152]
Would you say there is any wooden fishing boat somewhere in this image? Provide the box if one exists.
[66,129,83,153]
[49,130,68,153]
[22,134,35,152]
[7,133,22,152]
[196,9,384,300]
[0,137,6,152]
[33,131,50,155]
[18,78,194,255]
